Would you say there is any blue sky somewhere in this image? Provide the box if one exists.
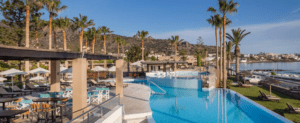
[3,0,300,54]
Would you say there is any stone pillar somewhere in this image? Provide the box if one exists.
[163,64,166,72]
[72,58,87,118]
[116,59,124,97]
[174,63,177,71]
[37,61,40,76]
[50,60,60,92]
[91,60,94,69]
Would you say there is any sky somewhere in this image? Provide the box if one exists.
[3,0,300,54]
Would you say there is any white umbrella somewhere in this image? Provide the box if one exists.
[108,66,116,72]
[91,66,107,79]
[0,77,7,81]
[108,66,116,78]
[29,76,46,81]
[29,67,50,74]
[60,67,72,73]
[60,67,67,72]
[0,68,27,91]
[204,57,215,61]
[131,60,144,66]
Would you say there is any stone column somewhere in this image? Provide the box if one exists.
[163,64,166,72]
[116,59,124,97]
[72,58,87,118]
[50,60,60,92]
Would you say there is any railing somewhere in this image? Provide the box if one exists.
[67,94,120,123]
[150,81,166,95]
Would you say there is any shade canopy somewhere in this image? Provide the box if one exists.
[60,67,67,72]
[29,67,50,74]
[29,76,46,81]
[0,77,7,81]
[108,66,116,72]
[91,66,107,72]
[60,67,72,73]
[0,68,27,76]
[204,57,215,61]
[131,60,144,66]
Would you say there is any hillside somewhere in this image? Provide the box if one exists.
[1,22,217,55]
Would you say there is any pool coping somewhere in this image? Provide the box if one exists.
[229,89,293,123]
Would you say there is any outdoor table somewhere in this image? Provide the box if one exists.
[33,97,67,122]
[0,98,18,110]
[0,110,28,123]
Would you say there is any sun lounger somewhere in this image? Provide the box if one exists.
[37,82,50,90]
[285,103,300,114]
[258,90,280,102]
[0,87,22,98]
[88,79,102,87]
[10,86,32,95]
[26,83,46,92]
[238,82,251,88]
[60,79,66,83]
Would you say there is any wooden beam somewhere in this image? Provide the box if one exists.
[0,45,121,60]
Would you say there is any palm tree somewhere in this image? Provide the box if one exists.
[226,41,233,76]
[207,14,219,72]
[88,27,101,54]
[83,31,90,52]
[52,18,59,49]
[121,39,128,55]
[57,17,71,51]
[136,30,149,61]
[114,36,122,55]
[169,35,184,62]
[71,14,94,52]
[100,26,113,68]
[218,0,239,87]
[41,0,67,50]
[226,28,250,82]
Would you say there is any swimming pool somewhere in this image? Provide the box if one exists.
[130,73,292,123]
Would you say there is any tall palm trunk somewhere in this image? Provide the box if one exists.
[142,39,144,61]
[36,31,39,49]
[63,30,67,50]
[122,45,125,54]
[54,31,57,49]
[80,29,83,52]
[228,54,231,77]
[219,28,223,81]
[92,37,95,53]
[117,44,119,55]
[223,15,227,88]
[215,26,219,73]
[49,14,52,50]
[85,38,87,52]
[25,5,29,47]
[103,34,107,68]
[25,4,30,82]
[174,44,177,61]
[236,54,239,82]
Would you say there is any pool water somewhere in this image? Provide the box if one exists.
[132,78,291,123]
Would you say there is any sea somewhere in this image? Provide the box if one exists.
[231,62,300,75]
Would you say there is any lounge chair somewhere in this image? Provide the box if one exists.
[88,79,102,87]
[238,82,251,88]
[285,103,300,114]
[37,82,50,90]
[10,86,32,95]
[26,83,46,92]
[258,90,280,102]
[0,87,22,98]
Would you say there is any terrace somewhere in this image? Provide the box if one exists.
[0,45,152,122]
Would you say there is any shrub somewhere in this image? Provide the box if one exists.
[271,72,276,75]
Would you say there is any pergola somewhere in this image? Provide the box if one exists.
[141,61,188,72]
[0,45,124,118]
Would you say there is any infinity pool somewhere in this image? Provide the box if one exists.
[131,72,292,123]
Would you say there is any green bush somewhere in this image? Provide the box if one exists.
[271,72,276,75]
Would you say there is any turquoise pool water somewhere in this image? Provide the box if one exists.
[131,73,291,123]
